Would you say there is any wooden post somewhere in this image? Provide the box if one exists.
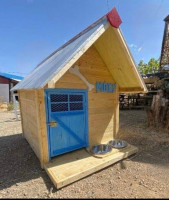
[146,90,169,130]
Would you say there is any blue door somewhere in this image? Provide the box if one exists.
[45,89,88,158]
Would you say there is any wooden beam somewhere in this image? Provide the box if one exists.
[35,90,44,168]
[47,80,55,88]
[38,89,49,166]
[119,87,146,93]
[114,84,119,138]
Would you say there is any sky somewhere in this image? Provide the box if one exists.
[0,0,169,77]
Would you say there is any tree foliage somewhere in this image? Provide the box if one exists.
[138,58,159,75]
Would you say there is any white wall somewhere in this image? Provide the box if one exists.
[0,84,9,103]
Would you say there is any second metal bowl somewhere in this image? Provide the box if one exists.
[108,139,128,149]
[91,144,112,155]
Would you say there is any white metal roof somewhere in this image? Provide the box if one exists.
[11,16,108,91]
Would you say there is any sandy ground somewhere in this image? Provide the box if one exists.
[0,110,169,198]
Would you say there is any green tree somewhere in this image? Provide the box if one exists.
[138,58,159,75]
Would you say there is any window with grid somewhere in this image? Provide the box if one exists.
[50,94,84,112]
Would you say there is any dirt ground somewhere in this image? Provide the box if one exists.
[0,110,169,198]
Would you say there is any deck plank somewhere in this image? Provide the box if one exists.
[44,144,138,189]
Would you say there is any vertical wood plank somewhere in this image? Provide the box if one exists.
[38,89,49,166]
[35,90,44,168]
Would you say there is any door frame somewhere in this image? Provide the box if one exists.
[44,88,89,160]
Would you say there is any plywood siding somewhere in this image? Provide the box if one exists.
[19,90,42,162]
[55,45,119,147]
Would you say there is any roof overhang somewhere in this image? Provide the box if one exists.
[11,7,147,94]
[94,26,147,93]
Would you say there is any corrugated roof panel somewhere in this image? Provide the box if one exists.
[12,17,108,91]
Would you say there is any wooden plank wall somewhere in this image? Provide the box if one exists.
[19,90,43,164]
[19,45,119,167]
[54,45,119,147]
[19,89,49,167]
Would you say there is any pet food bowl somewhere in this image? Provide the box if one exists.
[108,139,128,149]
[90,144,112,155]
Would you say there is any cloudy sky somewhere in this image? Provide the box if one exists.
[0,0,168,76]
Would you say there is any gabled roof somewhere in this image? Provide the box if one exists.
[0,72,24,82]
[12,8,147,93]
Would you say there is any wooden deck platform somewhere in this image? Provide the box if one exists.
[44,144,138,189]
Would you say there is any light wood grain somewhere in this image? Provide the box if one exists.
[94,27,147,93]
[19,90,42,163]
[44,145,138,189]
[54,46,118,147]
[37,89,49,166]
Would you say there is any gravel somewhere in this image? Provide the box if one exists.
[0,110,169,198]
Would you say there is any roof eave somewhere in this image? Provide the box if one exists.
[118,28,148,92]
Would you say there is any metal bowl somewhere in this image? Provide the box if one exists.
[108,139,128,149]
[91,144,112,155]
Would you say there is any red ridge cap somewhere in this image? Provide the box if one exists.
[106,7,122,28]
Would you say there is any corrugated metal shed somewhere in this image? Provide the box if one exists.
[11,16,108,91]
[0,72,24,81]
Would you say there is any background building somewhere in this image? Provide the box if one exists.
[0,72,23,103]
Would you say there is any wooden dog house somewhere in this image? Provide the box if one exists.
[12,8,147,189]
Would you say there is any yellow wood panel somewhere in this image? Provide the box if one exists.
[94,27,144,89]
[53,46,119,147]
[89,106,114,115]
[19,90,36,101]
[44,145,138,189]
[119,87,144,93]
[113,84,119,138]
[55,81,87,89]
[22,118,39,139]
[19,90,42,162]
[20,101,37,122]
[37,90,49,165]
[35,90,44,168]
[24,129,41,159]
[22,119,41,159]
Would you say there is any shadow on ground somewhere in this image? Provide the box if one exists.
[0,134,54,192]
